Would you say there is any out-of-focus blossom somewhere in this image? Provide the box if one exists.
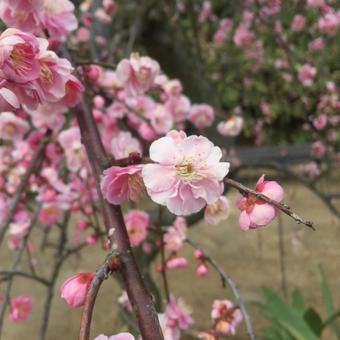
[142,131,229,216]
[148,104,173,134]
[233,25,254,47]
[117,290,133,312]
[9,295,33,322]
[124,209,149,246]
[188,104,214,129]
[60,272,94,308]
[101,165,144,205]
[38,203,60,225]
[166,256,188,270]
[0,112,29,141]
[311,141,326,158]
[204,196,230,225]
[94,333,135,340]
[111,131,142,159]
[298,64,317,86]
[318,11,339,36]
[165,95,191,123]
[217,116,243,137]
[196,263,209,276]
[165,295,194,330]
[312,114,327,130]
[236,175,284,231]
[211,299,242,336]
[291,15,305,31]
[164,217,187,252]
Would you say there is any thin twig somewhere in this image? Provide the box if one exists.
[224,177,315,230]
[0,271,49,286]
[79,251,121,340]
[185,237,256,340]
[0,132,50,246]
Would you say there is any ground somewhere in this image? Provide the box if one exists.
[2,172,340,340]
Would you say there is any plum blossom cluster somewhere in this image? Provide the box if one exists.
[0,0,77,38]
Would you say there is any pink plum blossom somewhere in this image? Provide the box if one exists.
[164,217,187,252]
[60,272,94,308]
[188,104,214,129]
[236,175,284,231]
[38,203,60,225]
[0,112,29,141]
[312,114,327,130]
[204,196,230,225]
[9,295,33,322]
[124,209,149,247]
[101,165,144,205]
[196,263,209,277]
[298,64,317,86]
[217,116,243,137]
[116,53,160,96]
[311,141,326,158]
[158,313,181,340]
[291,15,305,31]
[0,0,43,33]
[233,25,254,47]
[94,333,135,340]
[0,28,40,83]
[111,131,142,159]
[148,104,174,134]
[142,131,229,215]
[318,11,339,36]
[165,95,191,123]
[0,87,20,111]
[166,257,188,270]
[165,295,194,330]
[58,126,87,172]
[211,299,242,336]
[39,0,78,38]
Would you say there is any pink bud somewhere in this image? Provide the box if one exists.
[166,318,178,328]
[60,272,94,308]
[193,249,204,260]
[166,257,188,270]
[85,65,102,83]
[87,234,97,245]
[196,263,209,277]
[76,220,89,231]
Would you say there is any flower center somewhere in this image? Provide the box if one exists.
[10,46,31,72]
[4,123,16,136]
[176,162,201,183]
[40,64,53,84]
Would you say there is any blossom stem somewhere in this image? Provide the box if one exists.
[185,237,256,340]
[224,177,315,230]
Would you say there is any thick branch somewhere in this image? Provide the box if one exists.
[185,238,256,340]
[75,99,163,339]
[224,177,315,230]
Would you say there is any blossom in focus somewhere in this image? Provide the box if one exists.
[0,28,40,83]
[143,131,229,215]
[60,272,94,308]
[188,104,214,129]
[116,53,160,96]
[236,175,284,231]
[94,333,135,340]
[204,196,230,225]
[9,295,32,322]
[124,209,149,247]
[0,112,29,141]
[101,165,144,205]
[217,116,243,137]
[298,64,317,86]
[211,299,242,336]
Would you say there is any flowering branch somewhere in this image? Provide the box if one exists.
[185,237,256,340]
[79,251,121,340]
[0,132,50,246]
[224,177,315,230]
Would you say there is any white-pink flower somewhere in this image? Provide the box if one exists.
[188,104,215,129]
[124,209,149,246]
[116,53,160,96]
[148,104,173,134]
[142,131,229,215]
[164,216,187,252]
[217,116,243,137]
[165,295,194,330]
[204,196,230,225]
[0,112,29,141]
[111,131,142,159]
[94,333,135,340]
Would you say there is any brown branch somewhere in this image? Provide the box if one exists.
[0,131,50,246]
[224,177,315,230]
[185,237,256,340]
[0,271,49,286]
[75,99,163,339]
[79,251,121,340]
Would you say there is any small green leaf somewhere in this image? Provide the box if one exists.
[304,308,323,336]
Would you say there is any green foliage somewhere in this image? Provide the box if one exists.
[260,268,340,340]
